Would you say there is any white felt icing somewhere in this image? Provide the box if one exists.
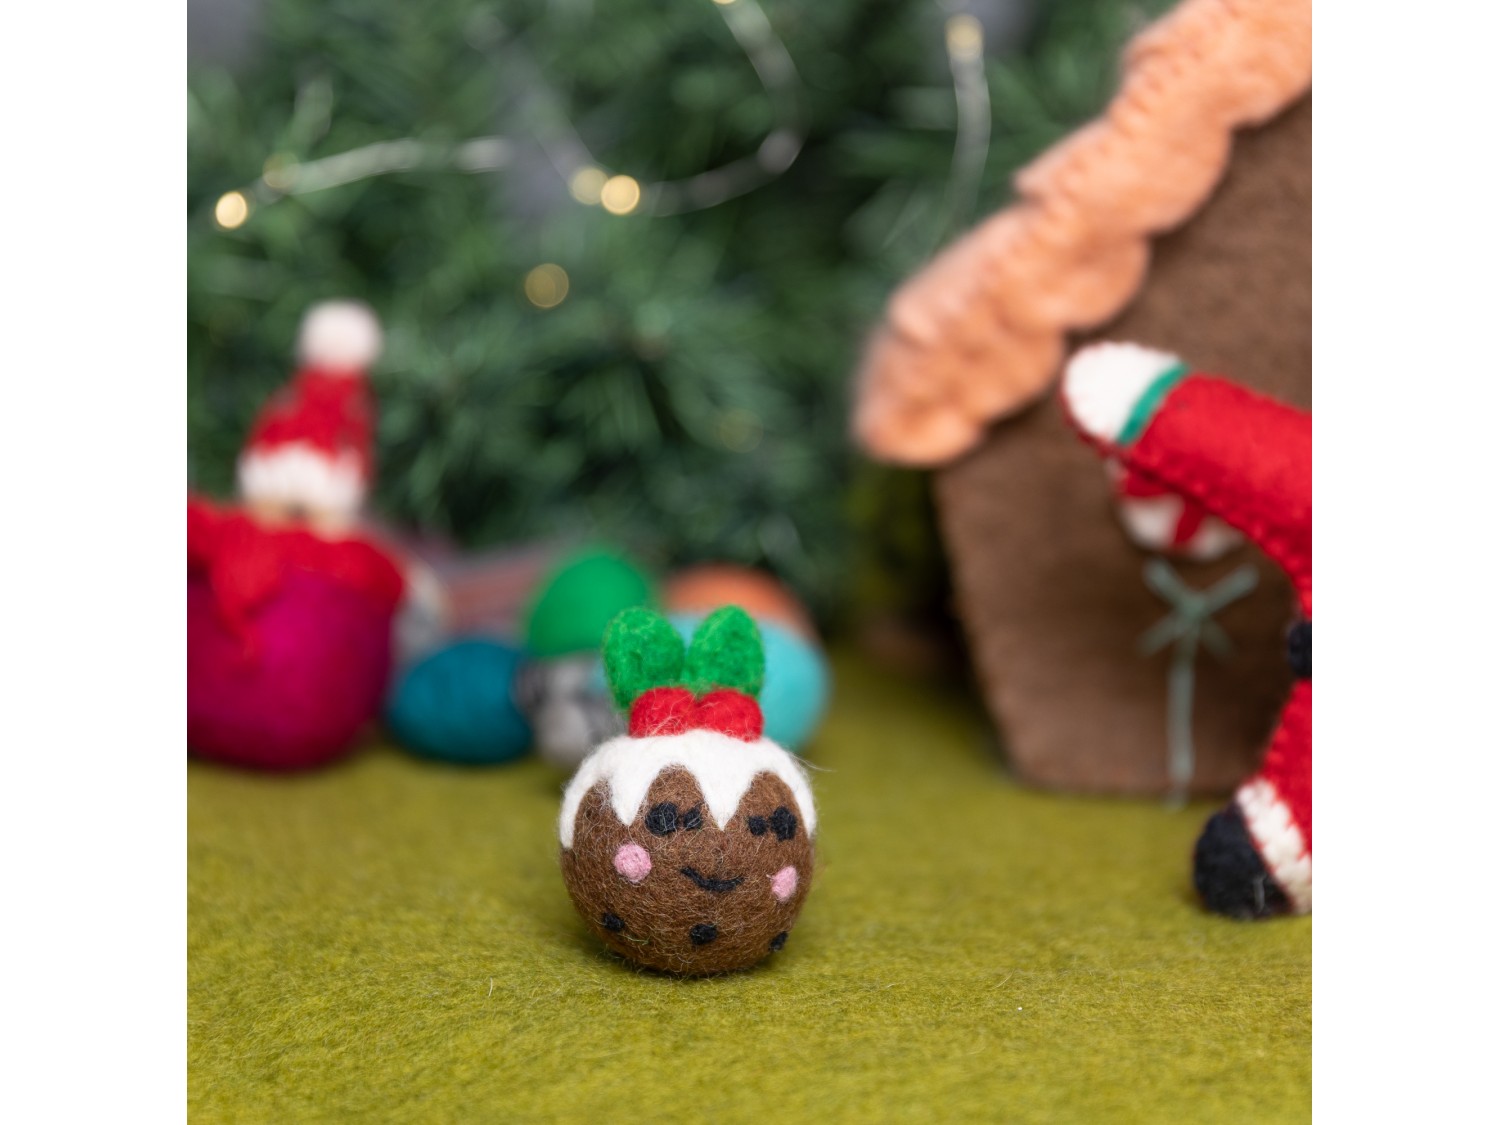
[237,442,366,516]
[1062,341,1180,442]
[558,729,817,849]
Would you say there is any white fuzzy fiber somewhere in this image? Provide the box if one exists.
[559,729,817,849]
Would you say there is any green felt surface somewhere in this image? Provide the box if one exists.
[189,654,1311,1122]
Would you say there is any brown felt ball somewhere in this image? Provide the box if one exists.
[559,731,816,975]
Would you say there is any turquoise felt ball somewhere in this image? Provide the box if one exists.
[667,613,829,753]
[385,639,533,765]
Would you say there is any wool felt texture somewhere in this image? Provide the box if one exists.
[188,569,394,771]
[684,606,765,698]
[558,731,818,849]
[568,611,810,972]
[562,766,814,974]
[188,652,1310,1121]
[604,605,770,741]
[670,613,830,753]
[1112,459,1241,559]
[626,686,766,742]
[934,93,1311,796]
[188,496,405,770]
[851,0,1312,465]
[188,496,406,637]
[523,549,654,659]
[384,639,533,765]
[238,301,382,506]
[1063,359,1313,916]
[602,606,687,710]
[663,564,818,642]
[243,370,374,481]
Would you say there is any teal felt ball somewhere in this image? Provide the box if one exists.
[667,613,830,753]
[385,639,533,764]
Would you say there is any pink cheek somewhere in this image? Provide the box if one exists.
[613,843,652,884]
[771,865,798,902]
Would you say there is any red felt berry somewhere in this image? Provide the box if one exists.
[693,689,764,742]
[628,686,696,738]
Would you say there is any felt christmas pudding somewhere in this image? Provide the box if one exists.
[188,300,408,770]
[851,0,1311,796]
[559,606,817,975]
[514,549,655,770]
[1062,343,1311,920]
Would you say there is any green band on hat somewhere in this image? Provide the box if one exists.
[1119,362,1189,446]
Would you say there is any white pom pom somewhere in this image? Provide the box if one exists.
[296,300,383,373]
[1062,341,1181,443]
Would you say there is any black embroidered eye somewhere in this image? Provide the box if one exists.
[689,923,719,945]
[645,802,678,836]
[681,806,703,830]
[770,806,797,842]
[747,815,768,836]
[600,912,625,932]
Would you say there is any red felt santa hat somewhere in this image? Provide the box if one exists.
[236,300,383,519]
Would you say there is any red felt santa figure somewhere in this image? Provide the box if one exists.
[236,299,382,537]
[1062,342,1311,919]
[189,300,453,769]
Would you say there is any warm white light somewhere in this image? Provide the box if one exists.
[600,174,642,215]
[569,166,607,205]
[524,263,570,309]
[713,0,738,6]
[214,191,250,229]
[946,14,984,61]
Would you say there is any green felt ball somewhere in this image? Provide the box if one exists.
[602,607,686,710]
[524,549,654,659]
[685,605,765,698]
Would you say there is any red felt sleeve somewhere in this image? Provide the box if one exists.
[187,494,226,571]
[1124,375,1312,611]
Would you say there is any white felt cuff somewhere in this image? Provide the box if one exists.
[1236,778,1312,914]
[1062,341,1181,443]
[237,443,366,516]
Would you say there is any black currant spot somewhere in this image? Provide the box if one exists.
[681,805,703,831]
[689,923,718,946]
[770,806,798,842]
[747,816,768,836]
[769,932,788,952]
[600,912,625,933]
[645,802,679,836]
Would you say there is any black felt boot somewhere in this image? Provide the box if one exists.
[1193,804,1292,920]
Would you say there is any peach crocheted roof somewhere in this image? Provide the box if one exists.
[852,0,1311,466]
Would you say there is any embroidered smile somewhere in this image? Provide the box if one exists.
[679,867,744,893]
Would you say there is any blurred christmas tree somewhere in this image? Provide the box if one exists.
[188,0,1171,621]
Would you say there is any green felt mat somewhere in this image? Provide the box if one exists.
[189,654,1310,1122]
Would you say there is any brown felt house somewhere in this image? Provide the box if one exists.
[853,0,1311,796]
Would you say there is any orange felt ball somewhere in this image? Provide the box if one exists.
[662,566,816,641]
